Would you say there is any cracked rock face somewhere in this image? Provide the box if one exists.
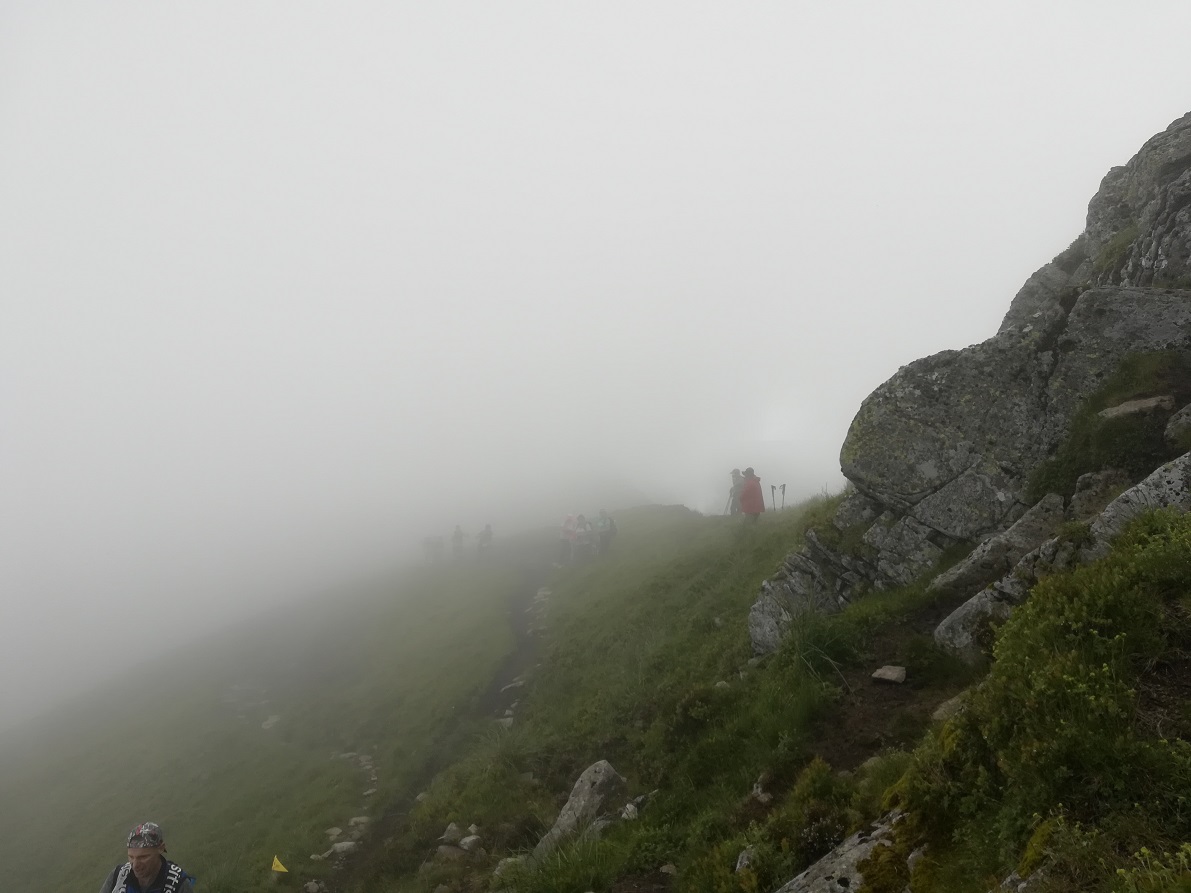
[751,113,1191,656]
[834,114,1191,591]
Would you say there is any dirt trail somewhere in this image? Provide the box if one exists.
[324,560,552,892]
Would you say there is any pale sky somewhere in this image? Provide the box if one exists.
[2,1,1189,726]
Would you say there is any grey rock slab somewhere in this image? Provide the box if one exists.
[773,813,902,893]
[1084,452,1191,560]
[932,690,969,723]
[928,493,1064,599]
[1097,395,1176,419]
[1166,403,1191,449]
[871,665,906,684]
[532,760,627,860]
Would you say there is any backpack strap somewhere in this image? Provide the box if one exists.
[162,861,192,893]
[111,864,132,893]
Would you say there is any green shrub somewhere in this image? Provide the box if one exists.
[892,510,1191,876]
[1093,222,1139,276]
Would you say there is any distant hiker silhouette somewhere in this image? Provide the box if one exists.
[725,468,743,515]
[476,524,493,557]
[739,467,765,522]
[595,509,617,554]
[451,525,465,560]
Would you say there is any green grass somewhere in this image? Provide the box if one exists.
[6,497,1190,893]
[0,561,523,892]
[1026,351,1191,502]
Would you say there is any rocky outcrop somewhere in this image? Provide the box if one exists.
[750,113,1191,655]
[935,452,1191,659]
[1082,450,1191,560]
[532,760,627,859]
[1166,403,1191,449]
[927,493,1065,599]
[772,812,902,893]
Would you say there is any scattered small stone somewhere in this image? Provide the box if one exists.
[303,882,325,893]
[329,840,357,855]
[415,792,429,802]
[871,665,906,684]
[932,690,968,722]
[496,717,514,729]
[436,844,468,862]
[348,816,370,827]
[441,822,462,843]
[714,680,730,690]
[362,788,378,796]
[459,834,483,852]
[660,864,677,875]
[620,803,638,820]
[500,680,525,692]
[468,823,480,835]
[324,827,342,840]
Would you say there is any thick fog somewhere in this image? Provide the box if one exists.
[2,2,1189,728]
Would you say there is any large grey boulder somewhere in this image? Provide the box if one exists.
[532,760,627,860]
[772,812,902,893]
[751,113,1191,655]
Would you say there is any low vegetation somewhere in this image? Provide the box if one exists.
[1027,351,1191,502]
[2,496,1190,893]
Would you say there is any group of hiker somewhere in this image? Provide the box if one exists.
[424,525,494,562]
[726,467,775,520]
[558,510,617,563]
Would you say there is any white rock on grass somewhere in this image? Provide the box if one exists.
[871,665,906,683]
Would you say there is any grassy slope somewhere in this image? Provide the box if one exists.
[0,560,523,891]
[400,499,982,893]
[5,500,1188,893]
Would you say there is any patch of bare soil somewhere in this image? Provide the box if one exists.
[610,869,674,892]
[806,600,977,772]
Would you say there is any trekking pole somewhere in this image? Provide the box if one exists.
[780,484,786,510]
[770,485,777,512]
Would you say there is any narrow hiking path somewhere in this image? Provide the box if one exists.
[322,559,554,892]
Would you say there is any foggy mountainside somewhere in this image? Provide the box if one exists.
[6,7,1191,893]
[6,109,1191,893]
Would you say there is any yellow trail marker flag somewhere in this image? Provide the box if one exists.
[271,856,288,873]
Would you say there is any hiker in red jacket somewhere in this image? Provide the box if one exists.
[739,467,765,521]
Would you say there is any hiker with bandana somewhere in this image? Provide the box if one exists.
[99,822,195,893]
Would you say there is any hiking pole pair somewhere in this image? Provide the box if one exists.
[770,485,777,512]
